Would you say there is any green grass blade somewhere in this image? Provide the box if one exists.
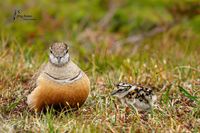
[178,86,198,102]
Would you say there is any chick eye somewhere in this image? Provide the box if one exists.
[50,50,53,54]
[118,89,123,92]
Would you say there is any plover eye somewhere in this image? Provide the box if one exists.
[64,49,68,54]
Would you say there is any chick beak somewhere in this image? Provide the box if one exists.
[111,90,118,96]
[114,83,120,87]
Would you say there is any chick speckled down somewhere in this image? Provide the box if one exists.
[111,82,157,111]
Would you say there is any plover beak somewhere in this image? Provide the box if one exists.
[57,57,61,63]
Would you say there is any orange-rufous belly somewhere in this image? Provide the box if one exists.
[27,73,90,112]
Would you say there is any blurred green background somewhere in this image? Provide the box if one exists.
[0,0,199,73]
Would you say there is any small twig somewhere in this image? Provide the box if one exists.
[113,21,179,56]
[98,7,117,29]
[98,1,120,29]
[118,21,178,45]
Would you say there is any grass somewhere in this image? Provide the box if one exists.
[0,0,200,132]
